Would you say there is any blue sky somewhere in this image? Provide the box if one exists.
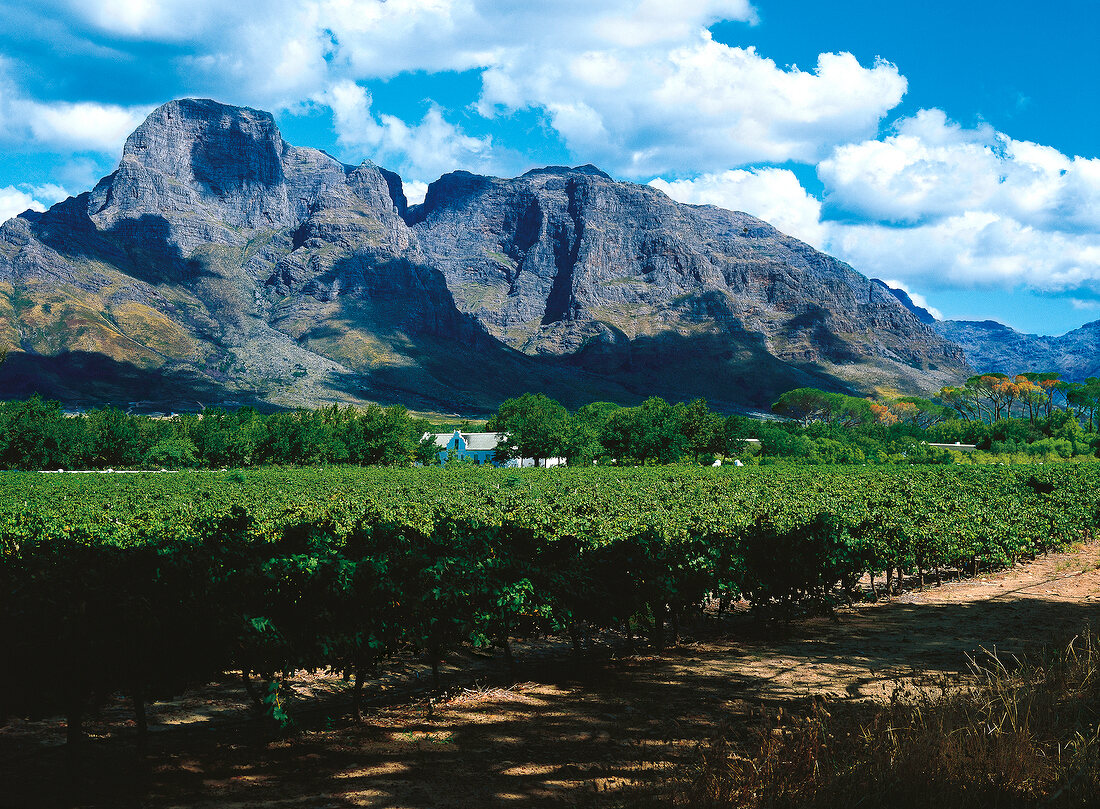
[1,0,1097,335]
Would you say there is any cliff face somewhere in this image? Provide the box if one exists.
[411,166,967,395]
[0,99,971,413]
[0,99,501,411]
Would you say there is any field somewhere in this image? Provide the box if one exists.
[2,465,1099,806]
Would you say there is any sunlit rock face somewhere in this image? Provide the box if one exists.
[411,165,967,386]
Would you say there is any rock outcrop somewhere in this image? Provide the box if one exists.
[0,98,971,413]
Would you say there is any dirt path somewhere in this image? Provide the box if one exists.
[4,544,1099,809]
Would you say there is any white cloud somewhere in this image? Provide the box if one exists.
[49,1,758,109]
[649,168,826,248]
[320,80,493,182]
[810,110,1100,293]
[479,37,906,177]
[0,182,70,222]
[58,0,229,39]
[403,180,429,206]
[819,109,1100,232]
[1069,298,1100,312]
[23,100,151,152]
[0,187,47,223]
[827,212,1100,292]
[0,58,150,154]
[652,108,1100,302]
[24,2,901,179]
[878,278,943,320]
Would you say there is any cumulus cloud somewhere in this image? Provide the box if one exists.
[22,99,151,152]
[25,2,906,179]
[0,183,68,223]
[653,108,1100,301]
[0,59,150,153]
[403,180,429,206]
[57,0,222,39]
[0,187,46,223]
[810,110,1100,293]
[649,168,826,248]
[827,213,1100,292]
[819,109,1100,232]
[45,1,758,106]
[878,278,944,320]
[479,37,906,177]
[320,80,493,185]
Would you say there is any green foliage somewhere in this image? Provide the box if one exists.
[0,400,431,470]
[144,436,198,468]
[487,393,569,463]
[1,379,1098,473]
[564,401,619,465]
[2,463,1098,729]
[771,389,872,426]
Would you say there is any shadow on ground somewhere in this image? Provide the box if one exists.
[3,578,1098,808]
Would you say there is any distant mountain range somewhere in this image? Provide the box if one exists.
[864,279,1100,380]
[932,319,1100,380]
[0,98,1084,414]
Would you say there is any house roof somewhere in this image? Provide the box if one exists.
[464,432,504,451]
[423,431,505,451]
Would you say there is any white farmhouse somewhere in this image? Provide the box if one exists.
[422,430,567,467]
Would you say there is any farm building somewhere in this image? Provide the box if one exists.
[424,431,503,465]
[422,430,566,467]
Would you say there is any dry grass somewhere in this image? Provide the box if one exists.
[676,630,1100,809]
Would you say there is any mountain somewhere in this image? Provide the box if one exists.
[934,319,1100,381]
[870,279,936,325]
[0,98,969,413]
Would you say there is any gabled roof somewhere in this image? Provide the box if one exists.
[463,432,504,451]
[422,431,505,451]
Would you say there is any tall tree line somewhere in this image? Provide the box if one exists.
[0,398,438,471]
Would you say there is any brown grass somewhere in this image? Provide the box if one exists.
[677,630,1100,809]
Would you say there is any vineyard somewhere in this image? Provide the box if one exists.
[2,464,1099,747]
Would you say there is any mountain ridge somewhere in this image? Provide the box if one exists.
[0,98,970,413]
[933,318,1100,380]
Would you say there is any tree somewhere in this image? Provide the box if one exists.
[963,373,1010,421]
[771,388,834,425]
[563,402,619,465]
[599,397,687,464]
[936,386,976,420]
[0,395,71,470]
[85,406,143,467]
[771,389,873,427]
[673,398,726,461]
[144,436,198,468]
[1065,379,1100,432]
[487,393,569,466]
[344,405,419,466]
[891,396,949,428]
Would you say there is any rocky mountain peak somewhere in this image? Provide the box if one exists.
[122,98,287,188]
[871,279,936,325]
[0,98,978,412]
[521,164,613,180]
[85,99,361,250]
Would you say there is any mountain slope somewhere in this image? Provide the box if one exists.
[0,98,970,413]
[410,166,967,398]
[934,319,1100,380]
